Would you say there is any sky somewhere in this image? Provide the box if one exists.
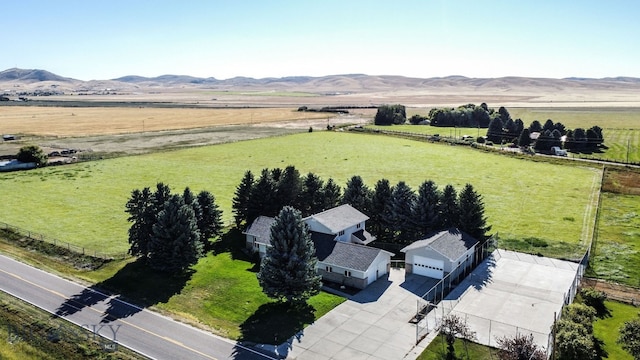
[2,0,639,80]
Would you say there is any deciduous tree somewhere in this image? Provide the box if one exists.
[16,145,47,167]
[496,333,546,360]
[618,316,640,360]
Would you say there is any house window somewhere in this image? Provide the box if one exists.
[326,266,332,272]
[356,223,361,229]
[338,230,345,236]
[344,271,351,277]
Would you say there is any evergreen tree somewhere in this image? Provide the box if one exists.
[125,187,154,258]
[439,184,459,229]
[528,120,543,133]
[275,165,302,210]
[414,180,441,238]
[182,187,203,232]
[370,179,394,242]
[322,178,342,210]
[517,128,532,148]
[257,206,321,304]
[232,170,254,228]
[486,116,504,143]
[246,169,277,224]
[457,184,491,241]
[197,190,224,250]
[148,195,203,273]
[386,181,417,245]
[298,172,326,216]
[341,175,372,215]
[542,119,555,132]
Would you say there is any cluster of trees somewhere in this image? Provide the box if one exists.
[232,166,343,227]
[374,104,407,125]
[125,183,223,273]
[232,166,491,246]
[427,103,495,128]
[487,110,605,151]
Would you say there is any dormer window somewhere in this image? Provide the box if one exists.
[338,230,345,236]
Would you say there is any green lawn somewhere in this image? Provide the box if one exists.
[589,193,640,287]
[0,132,600,255]
[418,334,499,360]
[593,300,639,360]
[90,229,344,343]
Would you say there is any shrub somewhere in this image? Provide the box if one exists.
[580,288,607,315]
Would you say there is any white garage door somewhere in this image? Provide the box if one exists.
[412,256,444,279]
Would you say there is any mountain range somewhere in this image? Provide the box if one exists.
[3,67,640,93]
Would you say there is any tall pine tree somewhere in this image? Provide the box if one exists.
[275,165,302,210]
[322,178,342,210]
[197,190,224,250]
[148,195,203,273]
[386,181,417,245]
[457,184,491,241]
[246,169,277,224]
[369,178,394,243]
[341,175,372,215]
[298,172,325,216]
[414,180,441,238]
[232,170,254,228]
[257,206,321,304]
[439,184,459,229]
[125,187,154,258]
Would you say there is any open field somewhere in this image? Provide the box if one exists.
[0,106,335,136]
[589,170,640,287]
[0,131,600,257]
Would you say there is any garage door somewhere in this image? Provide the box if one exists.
[412,256,444,279]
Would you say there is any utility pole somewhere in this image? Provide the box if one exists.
[627,138,631,164]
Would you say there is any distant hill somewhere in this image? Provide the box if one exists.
[3,67,640,94]
[0,68,75,83]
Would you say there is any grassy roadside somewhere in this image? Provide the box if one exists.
[0,291,144,360]
[0,227,345,345]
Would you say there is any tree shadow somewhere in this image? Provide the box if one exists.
[593,335,608,359]
[54,257,193,324]
[213,227,253,262]
[239,301,315,345]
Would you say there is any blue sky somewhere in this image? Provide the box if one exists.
[2,1,638,80]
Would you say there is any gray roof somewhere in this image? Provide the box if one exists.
[401,228,478,261]
[243,216,276,244]
[312,232,393,272]
[306,204,369,233]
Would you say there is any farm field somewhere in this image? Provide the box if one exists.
[0,106,333,136]
[0,131,600,257]
[589,186,640,286]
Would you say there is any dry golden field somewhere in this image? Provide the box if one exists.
[0,106,333,137]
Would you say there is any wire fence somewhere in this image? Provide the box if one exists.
[0,221,129,260]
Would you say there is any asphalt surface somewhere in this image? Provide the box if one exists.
[0,254,273,360]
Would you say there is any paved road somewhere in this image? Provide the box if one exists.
[0,254,272,360]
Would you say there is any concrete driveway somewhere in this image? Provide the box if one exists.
[256,269,438,359]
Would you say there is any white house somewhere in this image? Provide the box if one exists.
[401,228,478,280]
[304,204,376,245]
[244,204,392,289]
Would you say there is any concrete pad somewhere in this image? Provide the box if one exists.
[324,327,360,346]
[348,335,383,353]
[444,249,579,350]
[333,346,373,360]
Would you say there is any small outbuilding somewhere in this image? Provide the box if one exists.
[401,228,478,280]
